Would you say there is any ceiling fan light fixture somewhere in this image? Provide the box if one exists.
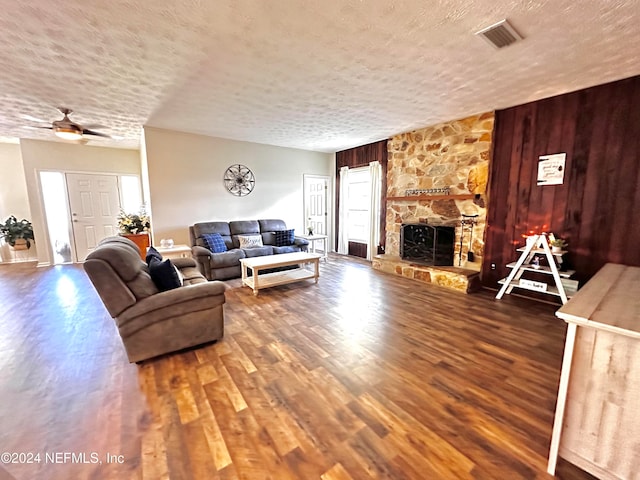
[54,126,83,141]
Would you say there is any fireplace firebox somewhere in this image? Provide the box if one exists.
[400,224,455,266]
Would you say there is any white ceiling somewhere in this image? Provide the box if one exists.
[0,0,638,153]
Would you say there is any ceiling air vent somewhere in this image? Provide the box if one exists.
[475,19,522,49]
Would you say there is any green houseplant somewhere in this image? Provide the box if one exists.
[549,237,567,252]
[0,216,35,249]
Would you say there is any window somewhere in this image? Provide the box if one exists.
[40,171,72,264]
[119,175,143,213]
[346,167,371,242]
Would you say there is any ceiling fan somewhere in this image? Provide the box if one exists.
[24,107,115,141]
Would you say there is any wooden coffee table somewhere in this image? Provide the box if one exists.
[239,252,321,296]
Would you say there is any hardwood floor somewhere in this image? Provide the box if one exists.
[0,256,595,480]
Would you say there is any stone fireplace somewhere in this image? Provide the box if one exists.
[372,112,494,293]
[400,224,455,266]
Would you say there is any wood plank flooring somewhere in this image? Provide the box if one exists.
[0,256,595,480]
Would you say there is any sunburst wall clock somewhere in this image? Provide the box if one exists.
[223,164,255,196]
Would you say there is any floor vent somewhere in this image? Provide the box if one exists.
[475,19,523,49]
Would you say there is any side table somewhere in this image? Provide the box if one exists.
[154,244,192,260]
[297,234,328,262]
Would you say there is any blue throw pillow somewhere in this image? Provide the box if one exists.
[202,233,227,253]
[148,257,182,291]
[146,246,163,264]
[274,229,295,247]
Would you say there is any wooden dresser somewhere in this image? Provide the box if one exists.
[548,263,640,479]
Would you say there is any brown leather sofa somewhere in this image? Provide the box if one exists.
[84,236,226,363]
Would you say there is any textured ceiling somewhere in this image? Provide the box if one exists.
[0,0,638,152]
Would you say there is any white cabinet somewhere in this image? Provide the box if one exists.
[548,264,640,478]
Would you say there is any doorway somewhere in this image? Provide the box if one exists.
[303,174,330,254]
[303,174,330,240]
[66,173,121,261]
[40,171,143,263]
[337,162,382,260]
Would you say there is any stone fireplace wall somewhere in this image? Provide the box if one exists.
[385,112,494,269]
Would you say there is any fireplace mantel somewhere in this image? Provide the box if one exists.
[387,194,476,201]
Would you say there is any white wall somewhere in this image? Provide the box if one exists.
[19,139,141,265]
[144,127,334,246]
[0,143,33,262]
[0,143,31,221]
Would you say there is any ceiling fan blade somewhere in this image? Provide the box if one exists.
[82,129,111,138]
[81,123,105,130]
[23,125,53,130]
[20,114,50,123]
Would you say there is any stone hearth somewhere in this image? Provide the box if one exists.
[372,255,480,293]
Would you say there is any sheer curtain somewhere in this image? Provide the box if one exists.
[367,161,382,260]
[337,166,350,254]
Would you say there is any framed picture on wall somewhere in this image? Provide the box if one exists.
[537,153,566,185]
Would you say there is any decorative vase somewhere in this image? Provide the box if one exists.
[12,238,29,250]
[551,246,562,254]
[526,236,536,248]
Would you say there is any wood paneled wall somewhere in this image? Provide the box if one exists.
[483,75,640,287]
[335,140,388,259]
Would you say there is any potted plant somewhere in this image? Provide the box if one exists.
[117,207,151,235]
[0,215,35,250]
[549,238,567,253]
[117,207,151,259]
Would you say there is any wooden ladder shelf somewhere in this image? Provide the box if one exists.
[496,234,574,304]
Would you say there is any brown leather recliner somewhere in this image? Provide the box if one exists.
[83,236,226,363]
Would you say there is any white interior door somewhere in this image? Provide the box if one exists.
[66,173,120,261]
[303,174,329,239]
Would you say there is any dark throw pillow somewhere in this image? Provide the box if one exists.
[146,245,163,264]
[201,233,227,253]
[274,229,295,247]
[148,257,182,291]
